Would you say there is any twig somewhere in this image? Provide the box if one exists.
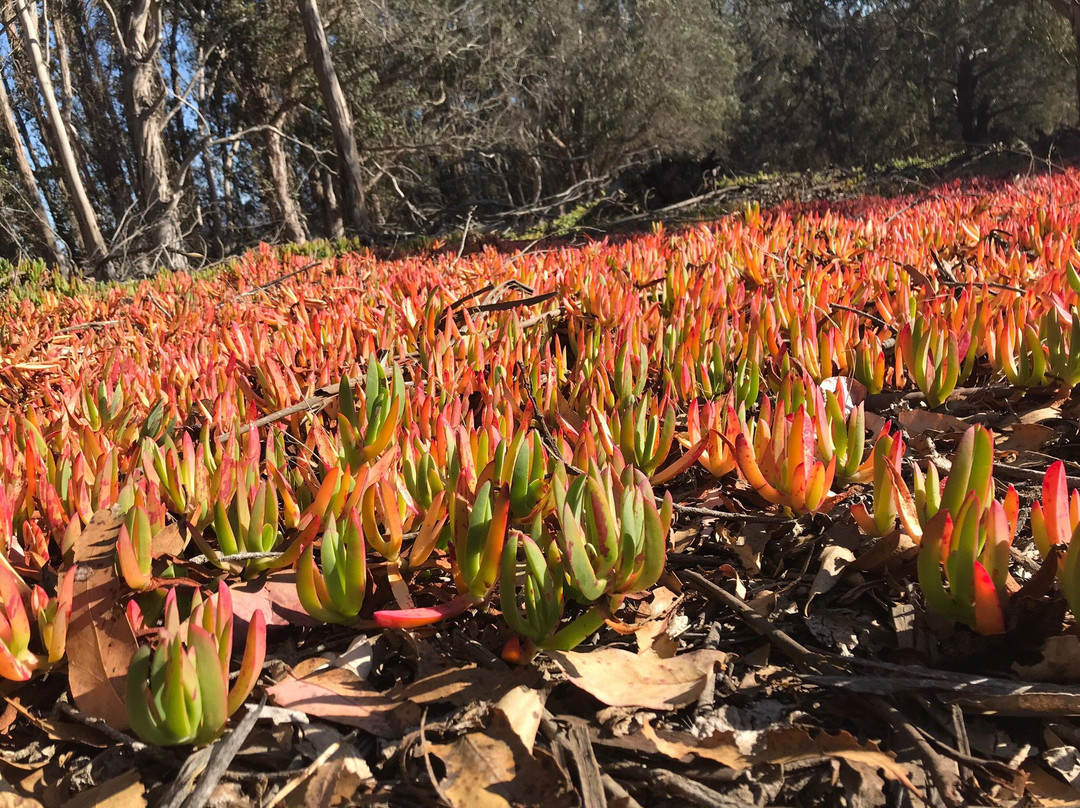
[602,773,644,808]
[518,307,562,330]
[186,550,285,566]
[519,369,585,476]
[680,569,833,673]
[994,462,1080,489]
[672,503,795,525]
[217,381,339,443]
[53,319,119,336]
[177,697,265,808]
[418,708,450,806]
[264,738,343,808]
[53,700,174,762]
[215,260,323,310]
[865,696,958,807]
[456,208,474,261]
[829,303,889,329]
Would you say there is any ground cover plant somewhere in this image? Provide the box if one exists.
[4,169,1080,806]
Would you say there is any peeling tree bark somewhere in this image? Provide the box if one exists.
[1048,0,1080,122]
[0,71,69,272]
[296,0,369,235]
[118,0,187,274]
[11,0,108,273]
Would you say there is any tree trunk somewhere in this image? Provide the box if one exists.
[119,0,187,274]
[11,0,108,272]
[264,126,308,243]
[296,0,369,235]
[0,72,69,272]
[1048,0,1080,123]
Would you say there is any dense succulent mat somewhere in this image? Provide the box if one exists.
[2,170,1080,805]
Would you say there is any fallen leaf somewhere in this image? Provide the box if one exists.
[1025,761,1080,805]
[2,699,108,748]
[897,409,968,437]
[639,719,748,768]
[402,663,542,707]
[0,785,43,808]
[820,376,867,409]
[1014,636,1080,683]
[229,580,289,629]
[805,545,855,615]
[494,686,545,754]
[259,570,322,628]
[761,728,920,795]
[329,636,373,680]
[66,509,137,730]
[1021,406,1064,425]
[267,665,419,737]
[429,712,574,808]
[150,523,186,557]
[998,423,1056,453]
[301,747,373,808]
[634,587,682,658]
[547,648,728,710]
[65,768,145,808]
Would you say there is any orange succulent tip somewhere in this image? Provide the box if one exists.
[373,594,478,629]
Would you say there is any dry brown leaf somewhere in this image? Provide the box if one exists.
[998,423,1057,453]
[850,532,919,573]
[259,570,322,627]
[0,776,42,808]
[300,750,373,808]
[2,699,107,748]
[547,648,728,710]
[762,728,920,795]
[267,665,419,738]
[634,587,681,658]
[402,663,542,707]
[150,523,186,557]
[897,409,968,437]
[1021,406,1064,425]
[494,686,545,754]
[804,545,855,615]
[639,719,748,769]
[429,712,574,808]
[1014,636,1080,684]
[1025,762,1080,805]
[66,509,137,730]
[65,769,145,808]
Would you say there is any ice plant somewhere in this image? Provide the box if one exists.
[601,392,676,477]
[361,478,405,562]
[813,383,871,483]
[1043,305,1080,389]
[850,426,905,537]
[1031,461,1080,617]
[682,398,741,478]
[296,510,367,624]
[338,356,406,469]
[897,317,964,408]
[127,583,266,746]
[988,304,1047,388]
[0,565,73,681]
[207,474,281,576]
[537,461,672,650]
[373,481,510,628]
[854,330,886,395]
[116,499,156,591]
[500,525,563,646]
[732,401,837,514]
[917,493,1014,635]
[885,425,1003,545]
[478,431,549,521]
